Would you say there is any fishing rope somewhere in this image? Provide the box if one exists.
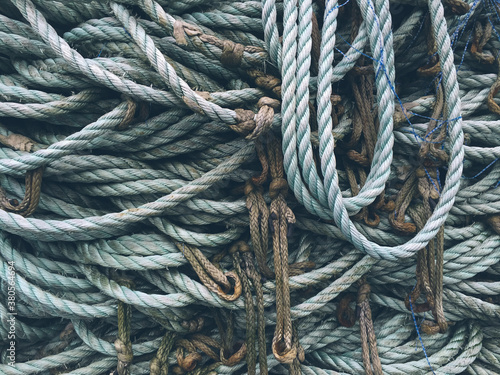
[0,0,499,374]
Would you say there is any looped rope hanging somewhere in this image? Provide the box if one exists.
[0,166,43,217]
[150,331,176,375]
[114,277,135,375]
[177,243,242,301]
[0,0,498,374]
[265,135,298,365]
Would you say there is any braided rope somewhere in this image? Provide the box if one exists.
[0,0,498,374]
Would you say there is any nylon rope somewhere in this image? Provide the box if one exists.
[0,0,498,374]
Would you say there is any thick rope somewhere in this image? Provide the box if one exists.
[0,1,498,374]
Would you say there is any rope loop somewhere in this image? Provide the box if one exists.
[216,271,242,301]
[0,166,44,217]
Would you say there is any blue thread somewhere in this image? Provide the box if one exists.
[432,0,480,94]
[97,43,107,58]
[325,0,351,19]
[401,114,461,145]
[462,158,498,179]
[409,288,436,375]
[484,0,500,50]
[415,312,426,351]
[424,166,440,196]
[122,27,133,40]
[334,46,349,60]
[436,168,442,190]
[449,0,480,49]
[486,0,500,26]
[335,16,463,152]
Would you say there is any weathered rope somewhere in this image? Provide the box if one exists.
[0,0,499,374]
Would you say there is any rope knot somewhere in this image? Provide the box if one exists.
[232,108,256,136]
[247,69,282,97]
[216,271,243,301]
[233,102,276,140]
[220,39,245,67]
[272,340,298,364]
[181,317,205,333]
[248,98,279,140]
[114,338,133,375]
[244,180,264,197]
[357,282,371,304]
[177,351,202,372]
[269,178,288,199]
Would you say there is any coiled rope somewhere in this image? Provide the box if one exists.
[0,0,499,374]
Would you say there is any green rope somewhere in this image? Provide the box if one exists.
[0,0,498,374]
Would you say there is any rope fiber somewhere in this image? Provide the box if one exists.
[0,0,499,374]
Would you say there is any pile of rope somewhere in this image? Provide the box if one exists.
[0,0,499,373]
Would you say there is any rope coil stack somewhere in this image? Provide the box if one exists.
[0,0,499,373]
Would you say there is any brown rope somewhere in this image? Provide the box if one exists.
[177,243,242,301]
[219,39,245,67]
[406,205,448,334]
[289,261,315,276]
[175,340,202,373]
[248,97,280,140]
[417,16,440,77]
[115,278,134,375]
[116,96,150,130]
[337,293,356,328]
[181,317,205,333]
[241,245,269,375]
[357,280,382,375]
[150,331,176,375]
[419,85,448,167]
[244,182,274,278]
[213,311,247,367]
[231,243,257,375]
[247,69,282,98]
[0,166,44,217]
[471,21,494,64]
[252,139,270,185]
[288,324,304,375]
[487,215,500,235]
[178,333,246,369]
[266,135,298,366]
[342,68,393,227]
[232,98,277,139]
[185,362,221,375]
[443,0,471,15]
[488,51,500,116]
[171,19,265,68]
[0,132,35,152]
[310,11,321,76]
[389,170,418,234]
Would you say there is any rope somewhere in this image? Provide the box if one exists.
[110,275,134,375]
[0,0,499,374]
